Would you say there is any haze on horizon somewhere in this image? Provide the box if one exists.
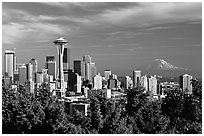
[2,2,202,78]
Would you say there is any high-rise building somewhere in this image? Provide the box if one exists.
[90,62,97,80]
[82,55,93,81]
[104,70,111,81]
[68,69,81,93]
[63,47,70,70]
[19,64,27,85]
[74,60,81,76]
[140,75,148,92]
[179,74,193,94]
[148,76,157,95]
[26,62,33,82]
[124,76,133,89]
[93,73,102,90]
[14,54,17,72]
[108,78,117,90]
[36,72,43,85]
[29,58,37,83]
[42,69,49,83]
[133,70,141,88]
[45,56,57,80]
[76,74,82,93]
[4,50,16,82]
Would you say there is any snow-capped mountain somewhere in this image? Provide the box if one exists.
[147,59,189,70]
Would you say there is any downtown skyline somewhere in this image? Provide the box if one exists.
[2,2,202,78]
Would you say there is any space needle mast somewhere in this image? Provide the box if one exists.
[53,36,68,98]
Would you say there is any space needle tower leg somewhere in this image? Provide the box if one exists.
[53,37,68,99]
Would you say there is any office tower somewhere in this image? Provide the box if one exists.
[133,70,141,88]
[68,69,81,93]
[108,75,117,90]
[19,64,27,85]
[74,60,81,76]
[140,75,148,92]
[26,62,33,82]
[42,69,49,83]
[108,79,117,90]
[124,76,133,89]
[148,76,157,95]
[63,47,70,70]
[90,62,97,80]
[13,54,17,72]
[104,70,111,81]
[29,58,37,83]
[36,72,43,85]
[76,74,82,93]
[93,73,102,90]
[179,74,193,94]
[4,50,16,82]
[45,56,57,79]
[82,55,92,81]
[53,37,68,98]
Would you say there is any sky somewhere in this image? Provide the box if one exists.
[2,2,202,77]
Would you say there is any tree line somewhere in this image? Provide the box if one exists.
[2,79,202,134]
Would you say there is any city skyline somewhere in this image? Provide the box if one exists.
[2,2,202,78]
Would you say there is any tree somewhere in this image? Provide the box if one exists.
[88,96,103,132]
[126,86,149,116]
[136,100,170,134]
[161,80,202,134]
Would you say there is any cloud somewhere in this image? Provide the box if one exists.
[3,2,202,45]
[87,2,201,28]
[3,22,65,44]
[2,8,80,44]
[128,47,144,53]
[105,31,151,40]
[145,26,170,31]
[39,2,70,8]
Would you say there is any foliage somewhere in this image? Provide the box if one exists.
[2,80,202,134]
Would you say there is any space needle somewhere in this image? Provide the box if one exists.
[53,36,68,98]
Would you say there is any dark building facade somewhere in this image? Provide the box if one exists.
[74,60,81,76]
[63,47,70,70]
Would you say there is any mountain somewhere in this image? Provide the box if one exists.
[144,59,191,77]
[147,59,189,71]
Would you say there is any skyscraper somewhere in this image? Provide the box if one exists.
[140,75,148,92]
[19,64,27,85]
[90,62,97,80]
[63,47,70,70]
[74,60,81,76]
[93,73,102,90]
[179,74,193,94]
[148,76,157,95]
[36,72,43,85]
[29,58,37,83]
[133,70,141,88]
[82,55,92,81]
[124,76,133,89]
[26,62,33,82]
[4,50,15,82]
[45,56,57,80]
[68,69,81,93]
[104,70,111,81]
